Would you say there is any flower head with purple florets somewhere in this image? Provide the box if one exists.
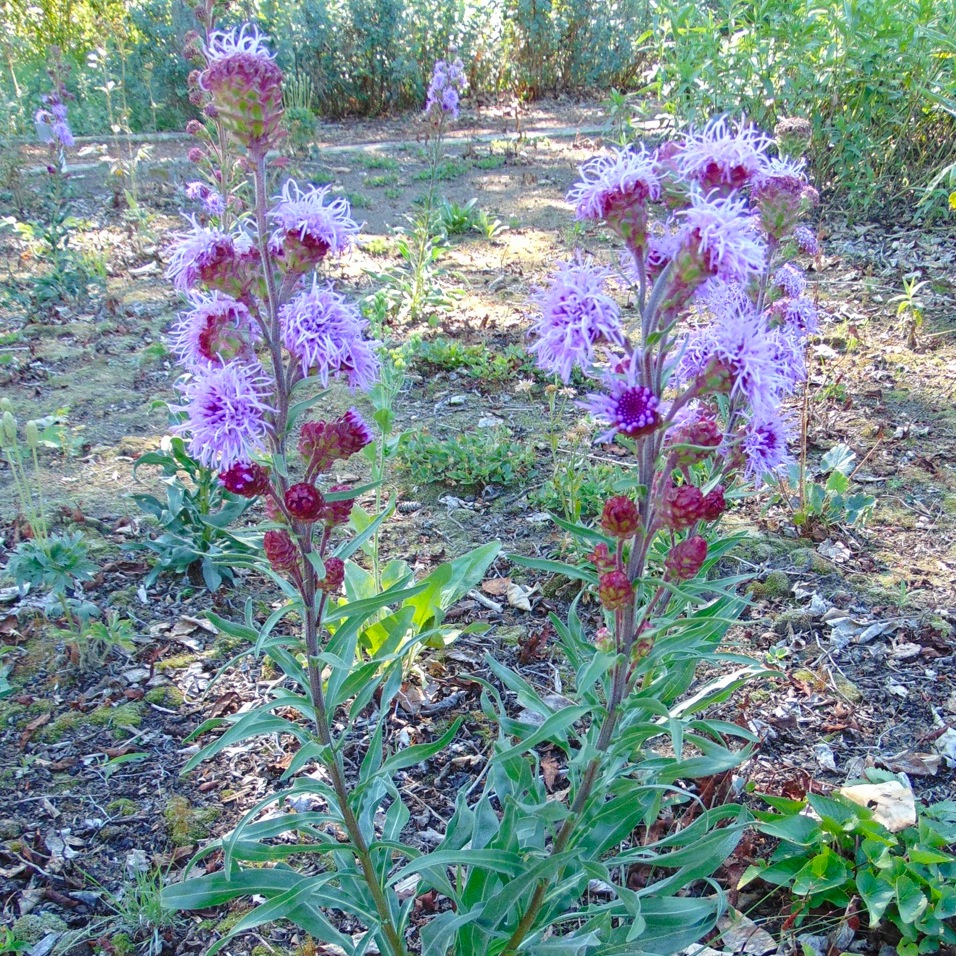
[769,296,819,336]
[772,263,806,298]
[738,409,793,485]
[168,291,259,368]
[35,105,74,150]
[173,360,273,470]
[279,277,380,389]
[269,181,359,269]
[424,59,466,121]
[530,257,626,383]
[676,116,774,193]
[567,146,661,251]
[165,217,257,293]
[185,181,226,217]
[582,351,661,443]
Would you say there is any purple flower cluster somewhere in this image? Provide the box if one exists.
[185,181,226,217]
[269,181,359,266]
[35,101,74,150]
[424,59,466,121]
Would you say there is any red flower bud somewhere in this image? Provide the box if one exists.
[661,484,705,530]
[264,529,298,572]
[598,570,634,611]
[600,496,641,538]
[219,461,269,498]
[187,146,204,163]
[321,485,355,526]
[588,542,617,573]
[317,556,345,593]
[665,535,708,581]
[701,485,726,522]
[284,482,324,521]
[667,414,722,466]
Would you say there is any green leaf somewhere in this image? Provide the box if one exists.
[857,869,895,926]
[896,874,929,924]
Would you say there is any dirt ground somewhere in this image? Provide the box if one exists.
[1,99,954,954]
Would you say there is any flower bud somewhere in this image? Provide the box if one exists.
[600,496,641,539]
[598,570,633,611]
[186,119,204,136]
[667,414,722,467]
[24,420,39,450]
[317,556,345,593]
[588,542,617,573]
[219,461,270,498]
[264,529,298,572]
[661,484,705,530]
[700,485,726,522]
[188,146,204,163]
[284,482,324,521]
[321,485,354,526]
[665,535,708,581]
[2,411,17,446]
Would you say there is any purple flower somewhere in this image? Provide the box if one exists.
[739,409,792,485]
[676,191,766,284]
[279,278,380,389]
[165,217,256,293]
[567,146,661,237]
[794,225,819,256]
[582,352,661,443]
[530,258,626,383]
[768,326,807,389]
[424,58,466,120]
[185,181,226,217]
[173,360,273,470]
[677,116,774,192]
[203,23,276,65]
[35,108,74,150]
[770,296,819,336]
[269,181,359,266]
[772,263,806,298]
[168,291,258,368]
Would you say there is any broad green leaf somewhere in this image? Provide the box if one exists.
[857,869,895,926]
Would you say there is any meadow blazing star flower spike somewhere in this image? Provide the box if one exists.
[35,103,74,151]
[424,58,466,121]
[280,278,380,389]
[531,258,625,383]
[168,290,258,368]
[582,351,661,444]
[677,116,774,193]
[200,24,284,151]
[739,408,793,485]
[567,146,661,251]
[772,263,806,298]
[174,360,272,471]
[269,181,359,270]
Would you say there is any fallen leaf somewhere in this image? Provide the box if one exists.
[20,712,51,748]
[506,582,533,611]
[481,577,512,596]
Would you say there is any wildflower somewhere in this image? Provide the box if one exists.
[665,535,708,581]
[165,217,257,294]
[185,180,226,216]
[677,117,773,193]
[173,360,272,470]
[269,181,359,270]
[772,263,806,298]
[219,461,270,497]
[35,105,74,150]
[280,279,379,388]
[600,496,641,538]
[700,485,726,521]
[739,409,792,485]
[567,146,661,251]
[168,290,258,368]
[599,570,633,611]
[589,542,617,573]
[582,352,661,443]
[774,117,812,157]
[768,297,818,336]
[201,24,284,151]
[299,408,374,475]
[674,191,766,287]
[317,556,345,593]
[665,411,723,467]
[661,483,705,530]
[264,529,298,573]
[752,158,813,241]
[530,258,625,383]
[424,58,466,121]
[793,225,819,256]
[321,486,356,526]
[285,482,325,521]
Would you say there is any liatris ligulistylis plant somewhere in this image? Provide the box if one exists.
[160,15,498,955]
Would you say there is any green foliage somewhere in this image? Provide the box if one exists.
[778,443,875,533]
[129,437,258,592]
[742,789,956,953]
[404,334,532,385]
[7,532,95,600]
[398,426,534,489]
[64,612,137,670]
[533,458,622,525]
[648,0,956,212]
[438,198,480,235]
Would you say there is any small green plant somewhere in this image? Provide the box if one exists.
[62,611,137,670]
[414,159,469,181]
[398,426,534,489]
[129,436,258,591]
[473,207,505,240]
[603,87,640,145]
[283,72,316,155]
[405,335,530,385]
[742,787,956,954]
[367,172,400,188]
[776,443,875,534]
[890,275,930,349]
[0,926,30,953]
[438,197,480,235]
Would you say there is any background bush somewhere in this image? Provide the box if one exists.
[1,0,953,211]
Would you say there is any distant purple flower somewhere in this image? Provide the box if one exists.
[769,326,807,389]
[582,352,661,443]
[677,116,773,192]
[772,263,806,298]
[185,181,226,217]
[794,226,819,256]
[173,360,273,470]
[424,58,466,120]
[279,278,379,388]
[567,146,661,225]
[530,258,626,383]
[35,107,74,150]
[168,291,258,368]
[676,191,765,283]
[740,409,792,485]
[269,181,359,264]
